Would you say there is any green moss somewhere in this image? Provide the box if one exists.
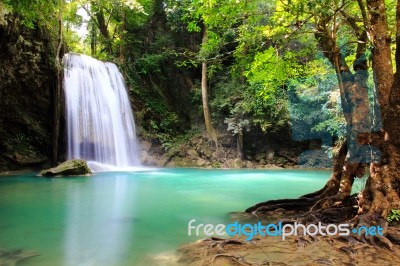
[38,160,92,177]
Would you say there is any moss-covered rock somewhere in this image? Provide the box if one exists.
[38,160,92,177]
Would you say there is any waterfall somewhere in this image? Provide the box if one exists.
[63,53,140,170]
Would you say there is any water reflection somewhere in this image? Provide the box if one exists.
[64,175,134,265]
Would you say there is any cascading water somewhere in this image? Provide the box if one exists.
[63,53,140,170]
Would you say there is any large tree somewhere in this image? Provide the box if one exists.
[246,0,400,245]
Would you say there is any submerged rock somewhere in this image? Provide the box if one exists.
[38,159,92,177]
[0,247,39,265]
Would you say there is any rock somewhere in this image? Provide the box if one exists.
[196,158,208,167]
[245,160,255,168]
[226,158,245,168]
[38,159,92,177]
[139,151,155,166]
[187,149,198,158]
[5,152,48,165]
[140,140,152,152]
[255,153,266,161]
[0,8,57,172]
[263,164,284,169]
[266,150,275,160]
[165,160,176,167]
[0,247,39,265]
[0,2,9,27]
[156,157,169,167]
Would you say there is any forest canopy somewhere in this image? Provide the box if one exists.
[0,0,395,161]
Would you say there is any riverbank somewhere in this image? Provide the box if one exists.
[138,134,331,170]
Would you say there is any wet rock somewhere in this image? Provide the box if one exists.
[140,140,152,152]
[156,157,169,167]
[38,159,92,177]
[0,247,39,265]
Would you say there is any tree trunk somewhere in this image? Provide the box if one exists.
[245,0,400,246]
[90,21,97,56]
[119,10,126,63]
[94,7,112,54]
[237,131,243,159]
[354,0,400,224]
[366,0,393,116]
[52,0,63,165]
[201,29,218,149]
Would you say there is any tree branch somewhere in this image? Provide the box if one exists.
[81,4,100,28]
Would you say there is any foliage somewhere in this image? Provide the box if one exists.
[225,117,250,135]
[288,57,346,141]
[8,0,381,155]
[210,75,289,133]
[2,0,58,29]
[387,209,400,223]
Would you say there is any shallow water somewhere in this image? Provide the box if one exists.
[0,168,365,265]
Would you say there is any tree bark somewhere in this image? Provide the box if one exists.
[90,21,97,56]
[245,0,400,240]
[237,131,243,159]
[52,0,63,165]
[119,10,126,63]
[313,16,370,207]
[201,29,218,149]
[366,0,394,116]
[355,0,400,222]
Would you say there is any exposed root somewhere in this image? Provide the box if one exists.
[207,237,245,249]
[338,246,357,259]
[337,235,360,245]
[245,198,317,214]
[295,236,310,248]
[387,227,400,244]
[371,235,393,250]
[317,206,356,223]
[245,138,400,255]
[202,254,256,266]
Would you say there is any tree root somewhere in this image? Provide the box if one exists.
[245,198,317,214]
[244,137,400,253]
[387,227,400,244]
[295,236,310,248]
[207,237,245,249]
[202,253,256,266]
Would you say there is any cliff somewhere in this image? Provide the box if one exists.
[0,3,58,171]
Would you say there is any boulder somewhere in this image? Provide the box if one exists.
[38,159,92,177]
[226,158,245,168]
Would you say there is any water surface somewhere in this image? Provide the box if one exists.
[0,168,365,265]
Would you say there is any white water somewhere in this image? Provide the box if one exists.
[63,53,140,169]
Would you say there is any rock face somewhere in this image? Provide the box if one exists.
[0,3,58,171]
[38,160,92,177]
